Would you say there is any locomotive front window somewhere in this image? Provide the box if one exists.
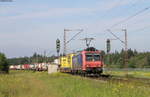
[86,54,93,61]
[93,54,100,61]
[86,53,100,61]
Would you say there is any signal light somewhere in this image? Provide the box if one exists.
[106,39,111,53]
[56,39,60,53]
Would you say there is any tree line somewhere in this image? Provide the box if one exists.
[7,52,57,65]
[7,49,150,68]
[103,49,150,68]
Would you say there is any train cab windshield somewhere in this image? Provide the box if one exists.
[86,53,101,61]
[93,54,100,61]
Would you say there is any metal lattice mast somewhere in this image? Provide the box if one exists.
[64,29,67,55]
[122,29,128,68]
[63,29,83,55]
[107,29,128,69]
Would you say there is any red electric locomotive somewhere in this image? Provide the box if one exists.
[72,47,104,75]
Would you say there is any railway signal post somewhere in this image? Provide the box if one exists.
[106,39,111,53]
[56,39,60,57]
[106,39,111,66]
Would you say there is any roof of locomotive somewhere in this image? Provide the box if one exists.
[84,47,99,51]
[74,47,101,56]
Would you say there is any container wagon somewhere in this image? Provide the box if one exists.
[59,53,74,72]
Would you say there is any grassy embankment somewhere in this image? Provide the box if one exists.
[0,71,150,97]
[104,69,150,78]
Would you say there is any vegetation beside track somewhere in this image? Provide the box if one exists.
[104,49,150,68]
[0,53,9,73]
[104,69,150,78]
[0,71,150,97]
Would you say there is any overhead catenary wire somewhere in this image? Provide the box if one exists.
[95,1,146,36]
[66,30,83,44]
[63,29,83,55]
[106,6,150,46]
[109,6,150,29]
[107,29,125,44]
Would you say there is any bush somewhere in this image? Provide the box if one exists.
[0,53,9,73]
[147,55,150,66]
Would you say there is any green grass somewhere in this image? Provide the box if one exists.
[0,71,150,97]
[104,69,150,78]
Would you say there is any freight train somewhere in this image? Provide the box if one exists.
[9,63,48,71]
[59,47,104,75]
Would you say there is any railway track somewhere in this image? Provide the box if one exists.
[98,75,150,86]
[72,73,150,85]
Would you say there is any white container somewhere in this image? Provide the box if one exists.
[48,64,58,74]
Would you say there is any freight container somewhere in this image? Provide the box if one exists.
[67,53,74,68]
[59,54,74,72]
[16,65,21,70]
[60,56,69,68]
[23,64,30,70]
[29,64,35,70]
[9,65,16,70]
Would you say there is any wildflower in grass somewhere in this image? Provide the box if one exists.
[112,83,124,97]
[118,83,124,88]
[113,87,119,93]
[128,84,134,89]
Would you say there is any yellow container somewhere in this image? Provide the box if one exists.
[60,56,69,68]
[67,53,74,68]
[60,53,74,68]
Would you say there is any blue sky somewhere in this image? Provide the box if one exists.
[0,0,150,58]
